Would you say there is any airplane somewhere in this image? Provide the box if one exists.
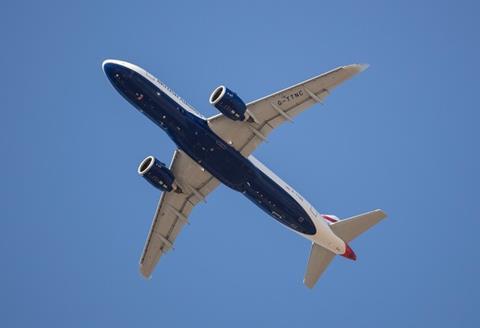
[102,59,387,288]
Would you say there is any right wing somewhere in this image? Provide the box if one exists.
[208,64,368,157]
[139,150,220,278]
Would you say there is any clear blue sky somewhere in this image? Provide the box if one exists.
[1,0,479,327]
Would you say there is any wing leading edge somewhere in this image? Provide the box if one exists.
[207,64,368,156]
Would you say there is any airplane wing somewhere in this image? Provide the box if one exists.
[207,64,368,156]
[139,150,220,278]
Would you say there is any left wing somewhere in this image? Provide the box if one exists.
[207,64,368,156]
[139,150,220,278]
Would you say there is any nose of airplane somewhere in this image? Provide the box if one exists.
[102,59,117,75]
[102,59,137,82]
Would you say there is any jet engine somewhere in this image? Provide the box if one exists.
[138,156,175,192]
[209,85,247,121]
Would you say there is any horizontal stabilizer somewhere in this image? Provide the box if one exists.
[304,243,335,289]
[303,209,387,288]
[330,209,387,243]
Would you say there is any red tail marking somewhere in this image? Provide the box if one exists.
[341,244,357,261]
[322,215,338,223]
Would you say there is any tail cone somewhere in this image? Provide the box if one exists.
[341,244,357,261]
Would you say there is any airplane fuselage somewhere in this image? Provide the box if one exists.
[103,60,347,254]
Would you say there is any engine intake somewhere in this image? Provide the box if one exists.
[209,85,246,121]
[138,156,175,192]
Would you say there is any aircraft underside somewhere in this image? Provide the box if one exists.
[106,64,317,235]
[103,59,386,288]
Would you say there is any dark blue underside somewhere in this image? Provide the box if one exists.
[104,64,316,235]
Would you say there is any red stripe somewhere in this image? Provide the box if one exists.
[342,243,357,261]
[322,215,337,223]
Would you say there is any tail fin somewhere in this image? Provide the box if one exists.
[330,209,387,242]
[303,209,387,288]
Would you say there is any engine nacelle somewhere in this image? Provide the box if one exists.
[138,156,175,192]
[209,85,247,121]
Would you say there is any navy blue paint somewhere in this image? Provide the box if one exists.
[140,157,175,192]
[211,86,247,121]
[104,63,316,235]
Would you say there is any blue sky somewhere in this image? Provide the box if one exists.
[1,0,479,327]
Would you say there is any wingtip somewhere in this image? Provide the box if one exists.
[303,278,315,289]
[374,209,388,219]
[356,63,370,72]
[140,266,153,280]
[343,63,369,74]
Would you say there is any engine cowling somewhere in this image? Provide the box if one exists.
[209,85,246,121]
[138,156,175,192]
